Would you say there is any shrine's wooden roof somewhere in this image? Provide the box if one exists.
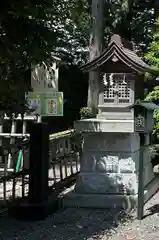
[81,35,159,75]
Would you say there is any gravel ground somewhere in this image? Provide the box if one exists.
[110,192,159,240]
[0,192,159,240]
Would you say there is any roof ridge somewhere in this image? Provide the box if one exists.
[81,36,159,75]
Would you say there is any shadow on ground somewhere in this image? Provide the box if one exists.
[0,207,134,240]
[143,204,159,219]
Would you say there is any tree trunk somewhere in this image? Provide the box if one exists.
[87,0,104,115]
[154,0,159,20]
[118,0,133,40]
[127,0,133,40]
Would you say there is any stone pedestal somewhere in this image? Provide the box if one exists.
[75,132,139,195]
[63,119,155,209]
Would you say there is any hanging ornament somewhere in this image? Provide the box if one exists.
[103,73,108,86]
[109,73,114,86]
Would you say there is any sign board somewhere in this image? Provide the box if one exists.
[26,92,63,116]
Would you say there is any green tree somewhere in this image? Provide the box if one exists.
[104,0,155,51]
[146,86,159,141]
[0,0,90,111]
[0,0,60,111]
[145,19,159,68]
[0,0,158,112]
[145,19,159,142]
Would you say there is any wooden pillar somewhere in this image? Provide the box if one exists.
[29,122,49,204]
[87,0,104,115]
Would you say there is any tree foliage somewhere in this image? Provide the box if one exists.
[0,0,90,111]
[104,0,155,51]
[0,0,58,111]
[0,0,159,112]
[146,86,159,140]
[145,18,159,142]
[145,19,159,67]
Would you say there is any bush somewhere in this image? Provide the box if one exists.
[79,107,93,119]
[145,87,159,141]
[150,144,159,167]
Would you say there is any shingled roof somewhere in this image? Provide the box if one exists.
[81,34,159,75]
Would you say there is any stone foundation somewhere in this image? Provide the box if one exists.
[64,129,154,209]
[75,132,139,195]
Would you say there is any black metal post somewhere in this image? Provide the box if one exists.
[137,133,145,220]
[29,122,49,204]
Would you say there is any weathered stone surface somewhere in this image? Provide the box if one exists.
[74,129,153,210]
[63,192,137,209]
[119,156,136,173]
[80,152,119,173]
[96,155,119,173]
[81,150,140,174]
[74,118,135,133]
[83,132,140,152]
[119,148,151,174]
[75,173,138,194]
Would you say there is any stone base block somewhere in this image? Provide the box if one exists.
[63,192,137,210]
[74,119,134,133]
[75,173,138,195]
[63,176,159,210]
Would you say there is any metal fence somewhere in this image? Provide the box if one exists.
[49,130,81,188]
[0,127,81,213]
[0,140,29,213]
[0,113,35,213]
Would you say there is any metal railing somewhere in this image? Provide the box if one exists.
[0,129,81,212]
[0,139,30,212]
[49,129,81,187]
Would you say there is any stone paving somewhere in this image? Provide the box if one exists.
[0,192,159,239]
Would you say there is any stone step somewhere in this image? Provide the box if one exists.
[63,176,159,210]
[63,192,137,210]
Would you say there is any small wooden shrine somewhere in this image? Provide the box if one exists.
[82,34,159,120]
